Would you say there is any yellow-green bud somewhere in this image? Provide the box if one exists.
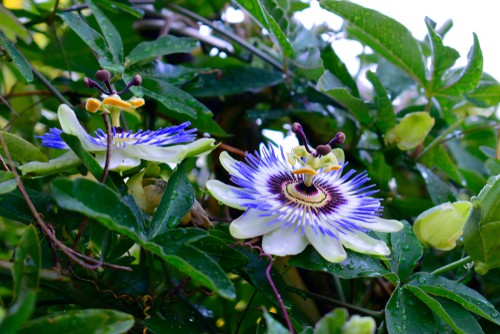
[342,315,376,334]
[413,201,472,251]
[384,112,434,150]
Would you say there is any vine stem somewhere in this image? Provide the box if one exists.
[73,112,112,249]
[431,256,473,276]
[416,116,465,160]
[287,286,384,318]
[232,242,294,333]
[0,133,130,272]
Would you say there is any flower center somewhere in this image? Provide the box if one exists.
[283,181,330,208]
[269,173,347,215]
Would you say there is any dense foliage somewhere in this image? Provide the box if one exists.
[0,0,499,333]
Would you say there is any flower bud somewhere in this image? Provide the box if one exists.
[342,315,376,334]
[413,201,472,251]
[384,112,434,150]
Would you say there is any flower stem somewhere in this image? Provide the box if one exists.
[431,256,473,276]
[417,116,465,160]
[333,275,346,303]
[100,112,112,183]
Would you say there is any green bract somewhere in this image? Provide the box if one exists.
[413,201,472,250]
[384,112,435,150]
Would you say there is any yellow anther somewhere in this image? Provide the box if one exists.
[103,96,132,109]
[326,165,342,172]
[129,97,145,107]
[85,98,101,113]
[292,167,317,175]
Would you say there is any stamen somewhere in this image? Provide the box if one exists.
[316,144,332,157]
[83,77,110,95]
[292,122,316,156]
[328,132,346,146]
[118,75,143,95]
[292,167,317,175]
[95,70,115,95]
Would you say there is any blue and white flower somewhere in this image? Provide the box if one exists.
[206,144,403,262]
[19,104,216,174]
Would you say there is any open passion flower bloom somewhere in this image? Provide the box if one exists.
[20,71,216,174]
[206,123,403,262]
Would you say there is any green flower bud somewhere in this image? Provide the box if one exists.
[384,112,434,150]
[413,201,472,251]
[342,315,376,334]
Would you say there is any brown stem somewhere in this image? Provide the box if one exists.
[0,133,130,272]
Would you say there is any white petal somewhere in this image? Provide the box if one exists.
[338,229,390,256]
[219,151,244,178]
[305,227,347,263]
[206,180,248,210]
[57,105,101,151]
[19,151,81,175]
[126,138,216,164]
[95,150,141,171]
[262,227,309,256]
[355,217,404,233]
[124,145,188,164]
[229,209,280,239]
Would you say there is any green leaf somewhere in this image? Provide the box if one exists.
[366,71,396,133]
[60,133,117,191]
[321,0,426,85]
[438,34,483,96]
[190,234,249,270]
[146,229,236,299]
[18,309,134,334]
[141,78,225,136]
[466,83,500,107]
[420,140,462,184]
[0,6,32,44]
[0,188,52,224]
[0,32,33,82]
[0,171,17,195]
[97,0,144,18]
[257,1,294,57]
[149,162,194,239]
[289,247,395,281]
[87,0,123,64]
[424,19,460,92]
[125,35,198,66]
[317,71,373,125]
[0,225,40,334]
[313,308,348,334]
[294,47,324,81]
[385,286,437,334]
[187,66,283,98]
[389,221,423,282]
[0,131,49,164]
[463,198,484,261]
[416,163,456,205]
[464,175,500,274]
[50,178,145,240]
[408,273,500,326]
[321,46,359,97]
[263,309,289,334]
[405,286,483,334]
[141,78,209,119]
[58,12,111,60]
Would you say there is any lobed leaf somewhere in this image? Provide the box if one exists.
[389,221,423,282]
[0,32,33,82]
[366,71,396,133]
[125,35,198,66]
[321,0,426,86]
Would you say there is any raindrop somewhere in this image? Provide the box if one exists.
[346,264,354,270]
[402,245,410,251]
[491,311,499,318]
[417,276,427,284]
[334,264,343,270]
